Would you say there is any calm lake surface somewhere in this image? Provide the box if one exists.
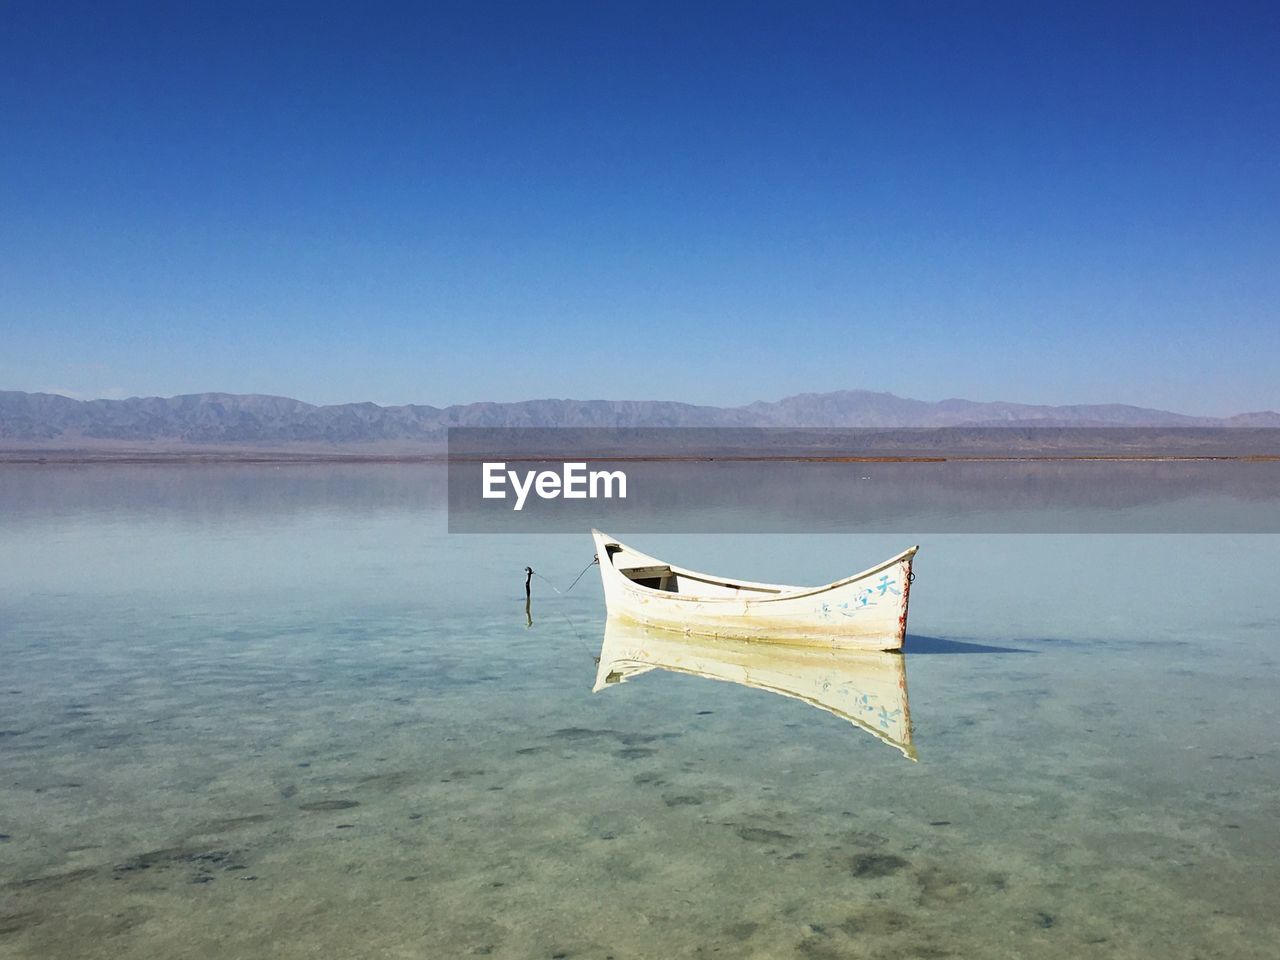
[2,464,1278,959]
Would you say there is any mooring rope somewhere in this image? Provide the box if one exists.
[525,556,601,659]
[530,555,598,596]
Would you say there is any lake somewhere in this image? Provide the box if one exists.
[2,464,1278,959]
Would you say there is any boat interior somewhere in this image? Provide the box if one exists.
[605,543,782,597]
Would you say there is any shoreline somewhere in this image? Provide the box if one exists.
[2,452,1278,465]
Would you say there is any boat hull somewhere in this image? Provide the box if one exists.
[592,530,916,650]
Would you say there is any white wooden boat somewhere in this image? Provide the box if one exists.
[591,530,918,650]
[594,618,915,759]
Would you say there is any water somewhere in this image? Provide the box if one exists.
[2,464,1278,959]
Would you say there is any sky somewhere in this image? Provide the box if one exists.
[1,1,1277,415]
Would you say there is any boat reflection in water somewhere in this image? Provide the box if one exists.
[593,617,916,760]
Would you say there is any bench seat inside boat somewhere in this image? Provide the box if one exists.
[618,564,677,591]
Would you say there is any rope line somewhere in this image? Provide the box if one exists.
[531,555,598,595]
[526,556,601,659]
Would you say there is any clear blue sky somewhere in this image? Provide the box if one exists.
[2,1,1276,414]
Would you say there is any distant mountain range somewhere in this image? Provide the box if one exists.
[1,389,1278,453]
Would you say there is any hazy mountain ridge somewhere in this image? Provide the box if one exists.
[2,388,1278,447]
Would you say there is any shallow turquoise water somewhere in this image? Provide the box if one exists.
[2,465,1278,959]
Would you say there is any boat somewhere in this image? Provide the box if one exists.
[591,529,918,650]
[594,618,916,759]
